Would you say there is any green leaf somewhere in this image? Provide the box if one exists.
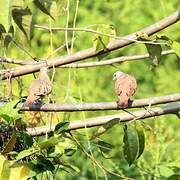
[93,24,116,53]
[55,139,77,156]
[36,155,55,171]
[97,140,114,154]
[12,7,33,40]
[136,124,145,159]
[9,163,37,180]
[159,165,174,177]
[91,118,119,139]
[38,136,61,149]
[33,0,58,20]
[123,124,139,166]
[11,0,25,9]
[167,162,180,168]
[156,35,180,57]
[17,132,33,148]
[0,0,11,32]
[2,132,17,155]
[16,147,39,161]
[0,155,11,180]
[60,163,80,175]
[137,32,162,70]
[0,100,21,123]
[171,41,180,57]
[54,122,70,134]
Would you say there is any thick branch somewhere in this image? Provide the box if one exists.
[27,102,180,136]
[13,93,180,112]
[1,11,179,80]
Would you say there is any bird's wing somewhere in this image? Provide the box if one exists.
[115,76,126,96]
[115,75,137,97]
[127,75,137,96]
[28,77,52,97]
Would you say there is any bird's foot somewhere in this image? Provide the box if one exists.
[117,100,128,109]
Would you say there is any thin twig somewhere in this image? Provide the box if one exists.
[34,25,168,45]
[60,50,175,68]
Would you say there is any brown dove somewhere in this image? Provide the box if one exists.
[23,67,52,106]
[113,71,137,108]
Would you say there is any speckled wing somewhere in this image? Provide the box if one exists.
[24,72,52,106]
[115,75,136,96]
[115,74,137,108]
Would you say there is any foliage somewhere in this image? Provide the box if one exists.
[0,0,180,179]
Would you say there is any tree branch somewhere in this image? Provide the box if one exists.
[12,93,180,112]
[0,50,174,67]
[1,10,179,80]
[27,102,180,136]
[60,50,175,68]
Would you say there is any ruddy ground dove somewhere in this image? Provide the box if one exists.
[23,67,52,106]
[113,71,137,108]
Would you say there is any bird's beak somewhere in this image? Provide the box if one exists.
[113,76,116,80]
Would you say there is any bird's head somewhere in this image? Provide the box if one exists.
[113,71,125,80]
[40,67,49,73]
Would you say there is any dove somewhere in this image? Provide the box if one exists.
[23,67,52,106]
[113,71,137,108]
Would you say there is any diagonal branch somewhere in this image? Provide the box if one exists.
[27,102,180,136]
[1,10,179,80]
[11,93,180,112]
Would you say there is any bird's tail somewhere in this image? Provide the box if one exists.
[23,95,36,107]
[118,93,129,108]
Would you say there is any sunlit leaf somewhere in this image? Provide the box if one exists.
[0,155,12,179]
[38,136,61,149]
[159,165,174,177]
[55,139,77,156]
[171,41,180,57]
[54,122,70,134]
[136,124,145,159]
[9,163,36,180]
[123,124,139,166]
[93,24,116,59]
[33,0,58,20]
[0,100,22,123]
[167,162,180,168]
[0,0,11,32]
[12,7,33,40]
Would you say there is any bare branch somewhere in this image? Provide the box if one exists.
[1,10,179,80]
[27,102,180,136]
[12,93,180,112]
[60,50,175,68]
[0,50,174,66]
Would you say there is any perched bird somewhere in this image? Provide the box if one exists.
[23,67,52,106]
[113,71,137,108]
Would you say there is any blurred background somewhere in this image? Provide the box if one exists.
[0,0,180,179]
